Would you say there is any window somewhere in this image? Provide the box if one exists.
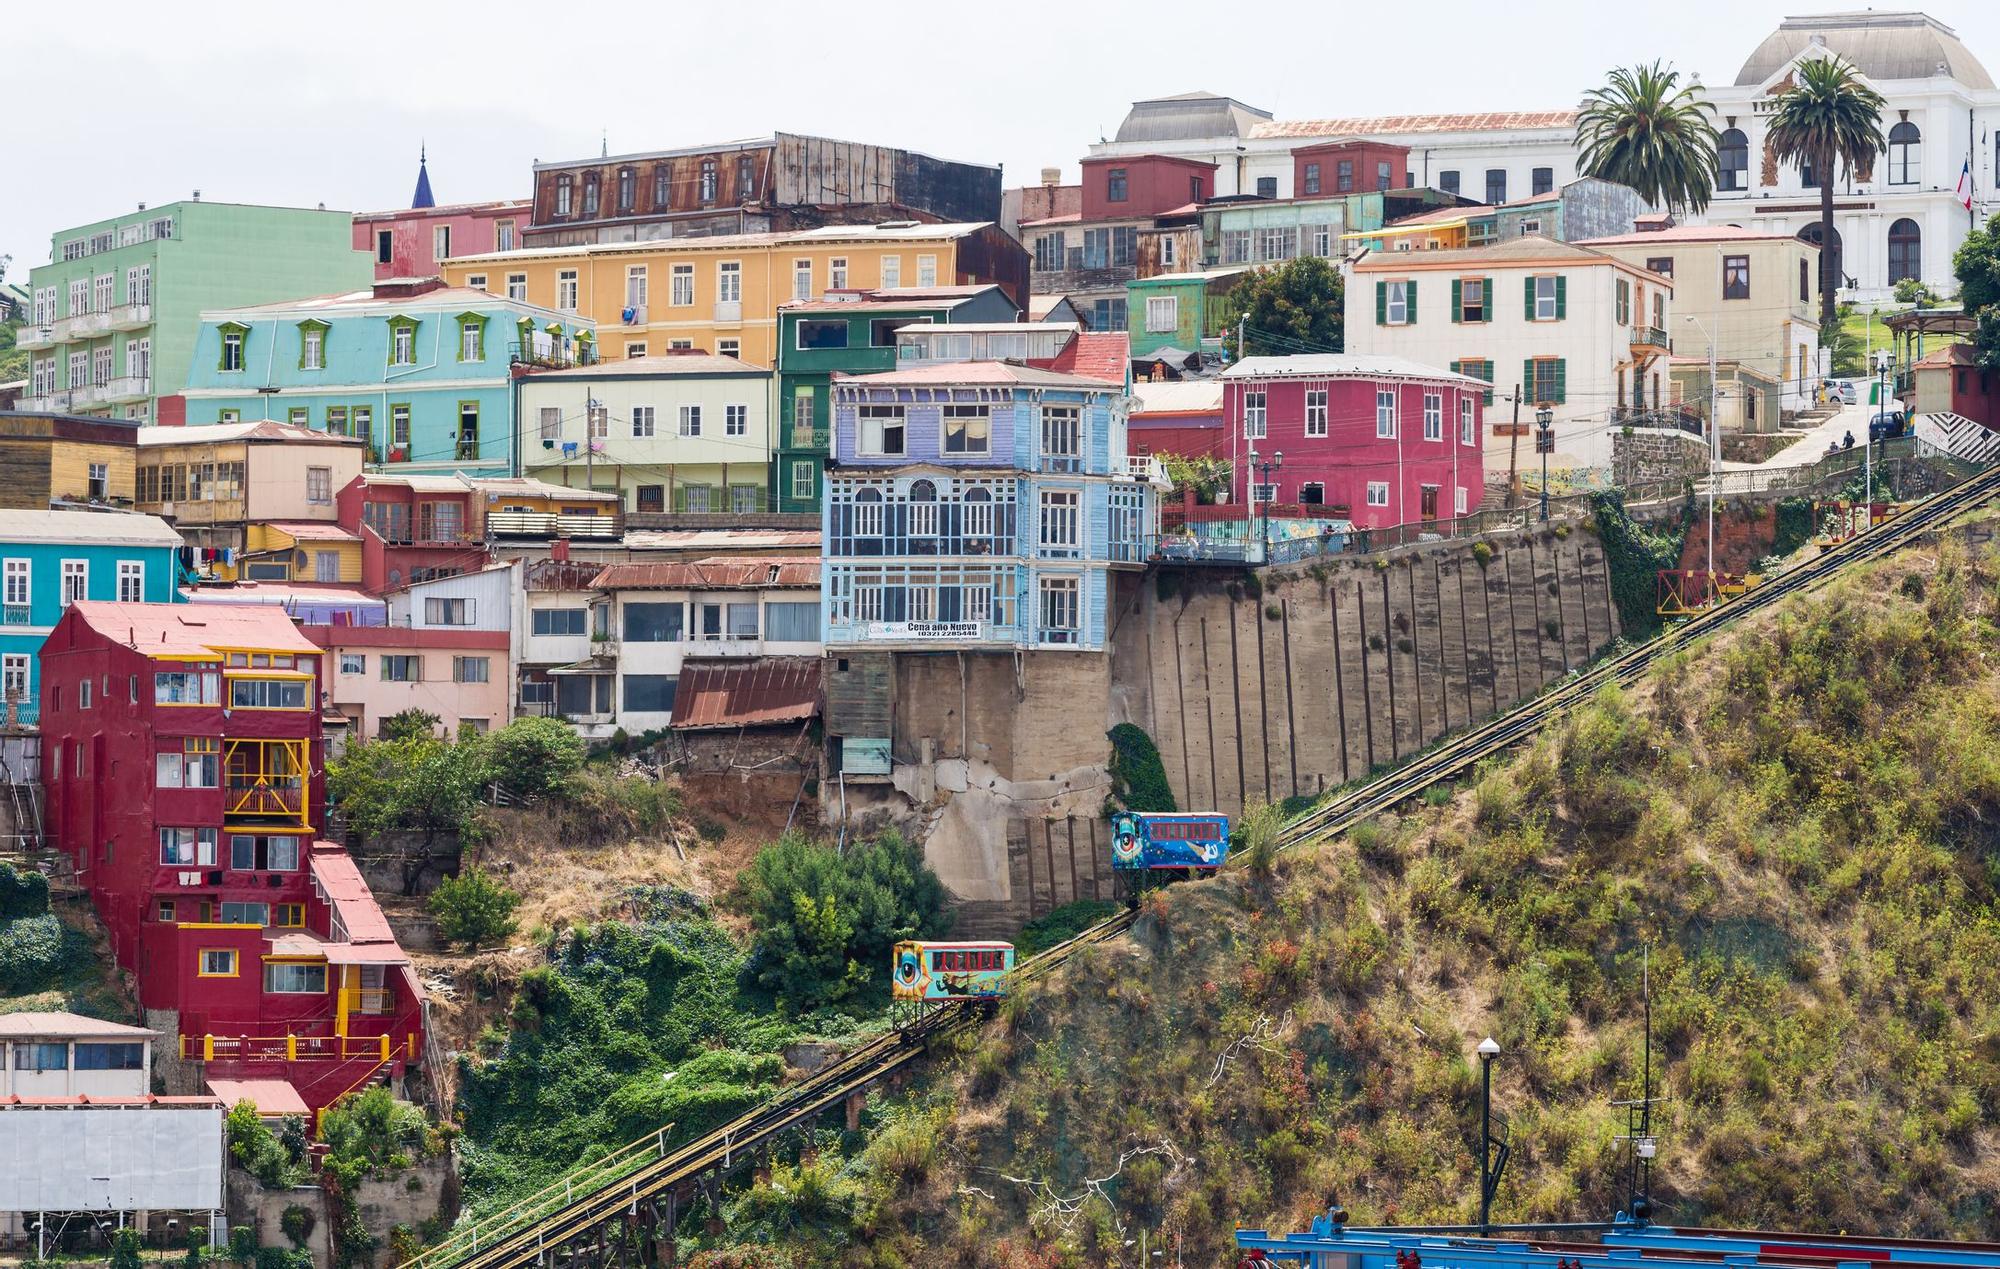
[460,318,485,362]
[1159,235,1178,267]
[555,174,573,216]
[219,902,269,925]
[1040,406,1080,468]
[1459,397,1478,445]
[1718,128,1748,191]
[1888,219,1921,285]
[1801,257,1811,302]
[454,656,490,683]
[376,230,393,264]
[301,325,325,370]
[1530,357,1564,406]
[557,270,579,311]
[230,677,307,709]
[1302,162,1321,195]
[75,1042,144,1071]
[1255,176,1278,199]
[717,261,742,303]
[1616,277,1631,325]
[678,404,702,437]
[1087,297,1127,331]
[1033,233,1065,272]
[1374,160,1393,191]
[381,655,421,682]
[1438,170,1461,196]
[1,655,25,707]
[15,1043,68,1071]
[859,405,905,456]
[662,262,695,308]
[1039,490,1080,554]
[154,671,220,704]
[339,653,365,675]
[1146,295,1178,332]
[78,678,92,710]
[1305,390,1328,437]
[391,404,412,447]
[625,342,647,359]
[619,404,651,439]
[943,405,990,454]
[1532,167,1554,196]
[726,404,748,436]
[299,465,333,507]
[790,460,817,500]
[582,174,600,215]
[496,219,516,251]
[265,962,327,994]
[880,256,901,288]
[1384,279,1411,324]
[1532,275,1562,320]
[507,273,527,301]
[916,255,937,287]
[433,224,451,261]
[793,258,813,301]
[159,827,218,866]
[1039,576,1079,641]
[1423,393,1443,441]
[1485,170,1507,204]
[1887,121,1921,185]
[823,256,847,290]
[533,608,586,637]
[719,339,739,359]
[1243,390,1267,439]
[698,159,719,203]
[797,319,849,350]
[1376,390,1397,438]
[425,596,473,625]
[60,560,86,607]
[221,328,245,372]
[1,560,24,608]
[1458,277,1486,323]
[113,559,144,603]
[1722,255,1750,300]
[230,834,299,872]
[1367,481,1389,507]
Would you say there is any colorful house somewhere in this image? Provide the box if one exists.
[1022,154,1216,332]
[776,285,1019,513]
[0,510,183,723]
[1220,356,1488,528]
[1126,267,1248,363]
[136,420,366,573]
[353,150,530,280]
[0,410,142,510]
[178,281,593,477]
[18,201,373,427]
[37,602,423,1118]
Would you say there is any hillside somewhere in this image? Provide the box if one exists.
[682,524,2000,1265]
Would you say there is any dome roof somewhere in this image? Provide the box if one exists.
[1735,11,1993,89]
[1114,92,1273,144]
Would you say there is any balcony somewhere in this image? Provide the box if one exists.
[65,382,108,410]
[107,302,152,331]
[224,738,310,828]
[15,326,54,351]
[104,375,152,404]
[714,300,742,323]
[2,606,31,627]
[56,310,111,341]
[485,510,625,540]
[1630,325,1671,355]
[1123,455,1171,487]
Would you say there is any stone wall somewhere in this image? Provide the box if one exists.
[224,1156,456,1269]
[1612,426,1709,486]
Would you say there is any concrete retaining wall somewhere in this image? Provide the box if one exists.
[1613,427,1709,486]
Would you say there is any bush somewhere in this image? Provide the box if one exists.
[1016,900,1120,957]
[111,1228,143,1269]
[1107,724,1176,813]
[320,1086,435,1185]
[1234,800,1284,876]
[0,861,50,920]
[227,1100,306,1189]
[0,912,85,994]
[228,1226,257,1269]
[740,831,952,1011]
[1472,541,1494,568]
[379,709,442,742]
[1591,490,1694,637]
[429,865,522,949]
[486,716,587,801]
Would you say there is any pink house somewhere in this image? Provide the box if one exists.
[352,150,530,279]
[1220,355,1487,529]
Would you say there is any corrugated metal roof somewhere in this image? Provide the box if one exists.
[1223,355,1489,387]
[527,353,771,378]
[308,843,402,952]
[1250,110,1578,139]
[71,601,321,657]
[207,1079,308,1117]
[0,510,182,549]
[670,657,822,730]
[0,1012,156,1039]
[850,361,1122,390]
[139,420,364,447]
[1039,331,1131,386]
[592,556,820,591]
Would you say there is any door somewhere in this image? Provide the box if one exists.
[1420,485,1439,520]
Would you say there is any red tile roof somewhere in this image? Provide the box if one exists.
[670,658,822,730]
[207,1079,309,1117]
[1251,110,1578,139]
[591,556,821,591]
[1037,331,1131,385]
[69,601,320,658]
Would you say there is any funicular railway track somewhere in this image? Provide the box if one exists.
[411,464,2000,1269]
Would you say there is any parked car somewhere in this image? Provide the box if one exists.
[1821,379,1858,405]
[1869,408,1909,442]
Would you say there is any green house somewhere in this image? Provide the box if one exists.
[773,284,1017,512]
[1125,268,1248,362]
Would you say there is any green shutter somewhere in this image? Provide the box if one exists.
[1406,279,1417,324]
[1554,358,1567,404]
[1450,359,1461,376]
[1483,278,1494,323]
[1376,280,1387,325]
[1524,359,1537,403]
[1450,278,1462,323]
[1524,278,1536,320]
[1555,275,1568,320]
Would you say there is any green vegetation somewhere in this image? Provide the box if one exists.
[320,1085,447,1186]
[1016,900,1120,957]
[379,708,443,742]
[328,731,486,851]
[0,863,92,997]
[1217,255,1344,359]
[1574,61,1720,216]
[226,1101,309,1189]
[0,321,26,387]
[1955,212,2000,367]
[1589,491,1694,636]
[1107,723,1176,813]
[428,865,522,949]
[1766,56,1887,330]
[1158,453,1231,505]
[1772,496,1817,558]
[486,716,588,801]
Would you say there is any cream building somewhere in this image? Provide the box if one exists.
[1345,236,1673,476]
[515,354,773,511]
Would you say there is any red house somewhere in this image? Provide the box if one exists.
[39,602,423,1119]
[337,473,491,595]
[1079,155,1216,220]
[1291,140,1413,197]
[1220,355,1486,529]
[351,152,530,280]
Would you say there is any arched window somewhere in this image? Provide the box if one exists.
[852,486,884,539]
[907,479,938,537]
[1798,223,1844,295]
[555,174,573,217]
[1887,121,1921,185]
[1888,218,1922,285]
[616,167,636,213]
[1718,128,1749,191]
[962,486,995,540]
[582,174,600,216]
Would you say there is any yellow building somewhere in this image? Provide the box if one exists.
[439,222,1028,367]
[240,521,364,584]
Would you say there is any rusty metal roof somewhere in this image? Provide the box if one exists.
[1250,110,1578,139]
[670,657,822,730]
[591,556,821,591]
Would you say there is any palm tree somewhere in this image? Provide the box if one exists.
[1575,62,1721,217]
[1766,56,1887,330]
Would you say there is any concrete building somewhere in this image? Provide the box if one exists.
[178,281,593,477]
[0,411,142,510]
[1578,224,1820,419]
[135,420,367,573]
[515,353,774,512]
[0,1013,154,1099]
[306,564,516,739]
[1345,236,1674,475]
[1021,154,1217,332]
[17,201,373,426]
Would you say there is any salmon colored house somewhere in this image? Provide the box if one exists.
[38,602,422,1118]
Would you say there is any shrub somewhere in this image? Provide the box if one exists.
[485,716,587,801]
[1235,800,1284,876]
[379,709,442,742]
[429,865,522,949]
[1591,490,1694,636]
[0,861,50,920]
[1241,571,1264,598]
[1265,602,1283,621]
[1016,900,1120,957]
[1107,723,1176,813]
[320,1086,435,1185]
[227,1100,305,1189]
[0,912,85,994]
[280,1205,316,1250]
[183,1227,209,1269]
[1472,541,1494,568]
[111,1228,143,1269]
[228,1226,257,1269]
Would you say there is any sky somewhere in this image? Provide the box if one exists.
[5,0,2000,280]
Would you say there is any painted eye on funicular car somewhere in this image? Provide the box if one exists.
[895,952,920,985]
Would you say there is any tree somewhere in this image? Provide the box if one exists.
[1575,61,1721,216]
[110,1228,143,1269]
[1766,56,1887,331]
[1953,213,2000,367]
[428,864,522,948]
[328,733,486,892]
[378,708,441,742]
[1216,255,1343,359]
[484,715,586,801]
[1892,278,1938,309]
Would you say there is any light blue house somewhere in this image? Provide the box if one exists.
[0,509,183,724]
[821,362,1161,654]
[178,283,595,477]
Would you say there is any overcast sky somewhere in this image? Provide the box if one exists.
[6,0,1999,279]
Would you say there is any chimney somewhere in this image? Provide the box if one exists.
[138,202,147,212]
[192,189,202,202]
[1041,167,1061,187]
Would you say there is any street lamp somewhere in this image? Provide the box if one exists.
[1535,407,1554,522]
[1477,1036,1501,1234]
[1248,448,1283,562]
[1871,348,1893,520]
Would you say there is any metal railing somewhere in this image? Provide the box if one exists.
[485,511,624,540]
[1629,325,1670,351]
[182,1032,396,1063]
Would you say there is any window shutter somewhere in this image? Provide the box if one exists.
[1524,359,1537,403]
[1451,278,1462,323]
[1555,358,1567,404]
[1450,359,1462,376]
[1407,279,1418,324]
[1555,275,1568,320]
[1376,280,1387,325]
[1524,277,1536,320]
[1484,279,1494,321]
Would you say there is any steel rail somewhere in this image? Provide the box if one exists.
[412,464,2000,1269]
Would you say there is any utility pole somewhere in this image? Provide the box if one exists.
[1506,387,1521,509]
[1477,1036,1501,1233]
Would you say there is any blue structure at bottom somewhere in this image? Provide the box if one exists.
[1110,811,1232,870]
[1237,1211,2000,1269]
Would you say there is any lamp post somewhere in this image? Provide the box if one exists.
[1535,407,1554,522]
[1871,347,1892,520]
[1248,448,1283,562]
[1477,1036,1501,1234]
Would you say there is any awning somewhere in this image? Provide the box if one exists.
[208,1078,309,1118]
[671,658,822,731]
[1341,218,1467,240]
[323,941,410,966]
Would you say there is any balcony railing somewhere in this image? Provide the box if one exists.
[714,300,742,323]
[485,510,624,540]
[1630,325,1671,352]
[108,302,152,331]
[56,310,112,341]
[508,341,597,371]
[455,441,481,462]
[15,326,54,351]
[1,606,32,627]
[1124,455,1171,487]
[105,375,151,403]
[789,425,830,449]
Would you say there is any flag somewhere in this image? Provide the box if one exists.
[1958,159,1974,210]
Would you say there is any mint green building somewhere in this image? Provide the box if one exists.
[17,201,373,427]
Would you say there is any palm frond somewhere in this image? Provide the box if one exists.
[1574,61,1721,216]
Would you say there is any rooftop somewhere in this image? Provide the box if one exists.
[262,522,363,542]
[0,510,182,549]
[591,556,821,591]
[1132,268,1252,285]
[1250,110,1579,140]
[206,1079,308,1118]
[1131,380,1225,416]
[526,353,770,378]
[781,285,1002,314]
[670,658,821,730]
[68,600,322,658]
[445,221,995,267]
[0,1012,156,1040]
[308,843,402,953]
[138,420,365,448]
[202,286,571,323]
[1350,235,1630,271]
[352,199,531,223]
[1735,11,1992,89]
[1222,354,1489,386]
[1039,330,1131,385]
[1578,224,1802,246]
[1113,92,1274,144]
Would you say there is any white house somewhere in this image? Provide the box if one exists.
[0,1013,153,1099]
[1344,236,1674,476]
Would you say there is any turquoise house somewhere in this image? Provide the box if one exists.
[179,282,594,477]
[0,509,183,724]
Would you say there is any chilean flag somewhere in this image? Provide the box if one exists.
[1959,159,1974,210]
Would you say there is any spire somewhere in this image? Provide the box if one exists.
[411,144,436,210]
[601,130,609,159]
